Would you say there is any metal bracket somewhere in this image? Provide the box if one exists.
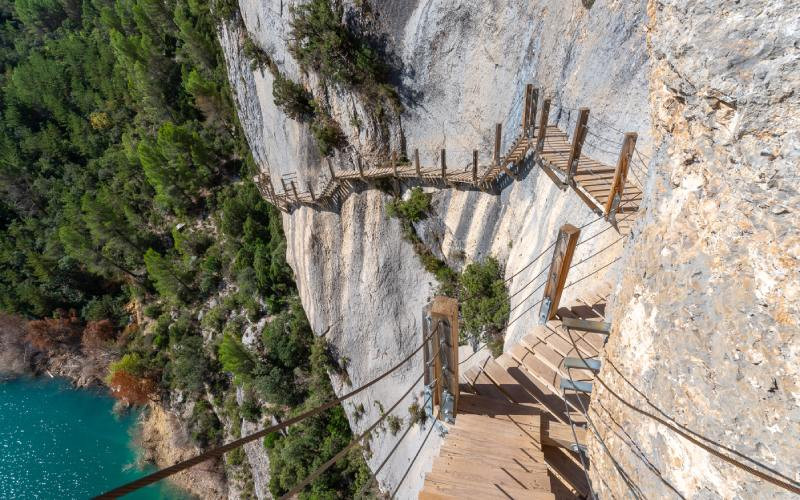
[538,297,552,324]
[607,192,621,224]
[570,443,588,455]
[441,389,455,424]
[423,383,435,421]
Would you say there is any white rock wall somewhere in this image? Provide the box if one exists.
[219,0,652,497]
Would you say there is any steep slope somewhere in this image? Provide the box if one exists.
[590,1,800,498]
[220,0,651,496]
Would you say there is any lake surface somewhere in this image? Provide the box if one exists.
[0,376,187,499]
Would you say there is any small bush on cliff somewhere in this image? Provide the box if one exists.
[310,113,347,156]
[189,399,223,448]
[460,257,509,355]
[386,187,431,223]
[272,74,315,121]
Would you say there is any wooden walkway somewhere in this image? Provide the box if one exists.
[420,281,613,499]
[256,86,644,232]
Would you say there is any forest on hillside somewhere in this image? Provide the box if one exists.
[0,0,371,496]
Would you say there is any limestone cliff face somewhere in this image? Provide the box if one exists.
[220,0,651,496]
[589,1,800,498]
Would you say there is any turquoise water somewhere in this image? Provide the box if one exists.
[0,377,186,499]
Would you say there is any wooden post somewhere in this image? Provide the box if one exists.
[604,132,638,217]
[472,150,478,184]
[357,156,365,179]
[494,123,502,166]
[289,180,299,202]
[565,108,590,186]
[326,158,336,180]
[522,84,532,137]
[539,225,581,322]
[414,148,421,176]
[426,297,459,421]
[392,151,398,177]
[279,177,289,197]
[440,149,446,180]
[528,88,539,139]
[536,99,551,153]
[307,182,315,201]
[538,224,581,323]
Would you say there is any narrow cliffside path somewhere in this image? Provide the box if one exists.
[420,281,612,499]
[257,85,644,235]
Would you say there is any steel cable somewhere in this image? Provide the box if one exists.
[94,325,440,499]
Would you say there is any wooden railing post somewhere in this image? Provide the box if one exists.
[424,296,459,422]
[440,149,446,180]
[565,108,590,186]
[472,150,478,184]
[357,156,365,179]
[522,84,532,137]
[494,124,502,166]
[392,151,398,177]
[326,158,336,180]
[604,132,638,218]
[536,99,551,153]
[307,182,315,201]
[528,88,539,139]
[279,177,289,197]
[289,180,299,202]
[538,224,581,323]
[414,148,421,177]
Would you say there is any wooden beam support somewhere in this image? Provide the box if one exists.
[494,123,502,166]
[522,84,532,137]
[307,182,315,201]
[565,108,590,186]
[289,180,299,202]
[414,148,421,176]
[440,149,447,180]
[326,158,336,180]
[279,177,289,197]
[528,88,539,139]
[538,224,581,323]
[357,156,365,179]
[472,150,478,184]
[536,99,551,153]
[604,132,638,217]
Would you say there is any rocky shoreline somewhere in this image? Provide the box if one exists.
[0,313,226,499]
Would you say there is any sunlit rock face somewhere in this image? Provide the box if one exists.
[590,1,800,498]
[219,0,652,496]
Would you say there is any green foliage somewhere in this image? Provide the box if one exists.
[189,399,223,448]
[386,187,431,223]
[408,402,427,427]
[169,335,210,395]
[144,249,189,303]
[310,113,347,157]
[107,352,149,380]
[387,415,402,435]
[218,333,256,382]
[272,74,314,121]
[460,257,510,352]
[288,0,399,111]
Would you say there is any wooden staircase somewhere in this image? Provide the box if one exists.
[420,282,613,499]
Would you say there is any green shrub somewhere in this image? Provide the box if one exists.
[310,113,346,156]
[169,336,209,395]
[408,402,427,427]
[387,415,402,435]
[272,73,315,121]
[386,187,431,223]
[240,394,262,422]
[218,333,256,382]
[189,400,223,448]
[243,36,274,72]
[460,257,510,353]
[288,0,399,112]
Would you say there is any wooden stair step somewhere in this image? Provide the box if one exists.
[424,474,556,500]
[470,367,514,403]
[494,354,582,425]
[482,357,541,404]
[434,451,548,473]
[431,459,552,490]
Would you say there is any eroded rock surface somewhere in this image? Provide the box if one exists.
[220,0,652,496]
[590,1,800,498]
